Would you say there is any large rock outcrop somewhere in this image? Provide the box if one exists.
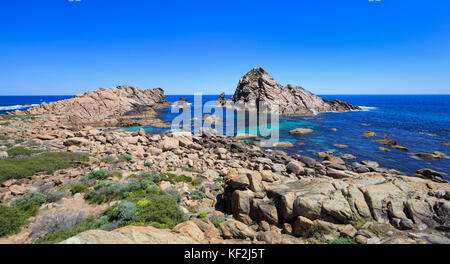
[217,67,360,115]
[14,85,169,127]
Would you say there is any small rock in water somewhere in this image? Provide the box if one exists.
[340,154,356,160]
[391,145,409,151]
[374,139,397,145]
[378,147,390,152]
[413,151,447,159]
[361,131,376,138]
[333,144,348,148]
[361,160,379,168]
[289,128,314,135]
[272,142,294,148]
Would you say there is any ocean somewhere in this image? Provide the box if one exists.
[1,94,449,178]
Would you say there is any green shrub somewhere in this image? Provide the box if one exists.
[84,179,149,204]
[33,217,99,244]
[198,212,207,219]
[136,198,149,207]
[100,156,116,164]
[140,172,161,183]
[85,169,108,180]
[214,177,224,184]
[0,205,25,237]
[144,161,152,167]
[70,183,88,195]
[160,173,177,183]
[0,191,48,236]
[211,217,226,228]
[111,171,123,179]
[0,135,8,141]
[330,236,355,244]
[111,201,136,222]
[310,224,324,240]
[175,174,192,183]
[11,191,46,219]
[192,178,202,186]
[6,146,42,156]
[180,167,200,173]
[0,114,19,120]
[118,154,132,162]
[190,187,206,200]
[84,190,107,204]
[134,192,186,229]
[164,189,181,203]
[14,138,25,144]
[0,152,89,184]
[84,181,121,204]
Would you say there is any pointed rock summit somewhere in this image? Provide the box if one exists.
[217,67,360,115]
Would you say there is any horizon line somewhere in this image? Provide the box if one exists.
[0,93,450,96]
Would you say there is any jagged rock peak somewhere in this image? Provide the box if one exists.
[217,67,361,116]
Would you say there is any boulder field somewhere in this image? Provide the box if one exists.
[0,114,449,244]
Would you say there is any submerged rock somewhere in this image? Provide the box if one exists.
[392,145,409,151]
[361,131,376,138]
[413,151,448,159]
[289,128,314,135]
[272,142,294,148]
[374,139,397,146]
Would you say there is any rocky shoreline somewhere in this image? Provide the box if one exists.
[0,72,449,244]
[0,110,449,244]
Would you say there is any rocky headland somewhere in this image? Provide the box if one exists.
[0,82,449,245]
[216,67,361,115]
[13,85,170,128]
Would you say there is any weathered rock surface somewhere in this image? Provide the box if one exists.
[60,226,199,244]
[216,67,360,116]
[14,85,169,126]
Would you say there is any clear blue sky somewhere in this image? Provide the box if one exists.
[0,0,449,95]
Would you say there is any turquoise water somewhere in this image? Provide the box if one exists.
[142,95,450,177]
[1,95,449,178]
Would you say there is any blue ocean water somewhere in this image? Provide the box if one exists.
[1,94,449,178]
[0,96,72,113]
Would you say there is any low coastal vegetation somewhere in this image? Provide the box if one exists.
[0,149,89,184]
[28,170,186,244]
[0,167,189,243]
[0,192,46,236]
[6,146,42,156]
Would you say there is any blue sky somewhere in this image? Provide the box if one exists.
[0,0,449,95]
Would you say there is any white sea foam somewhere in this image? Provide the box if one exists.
[0,104,39,111]
[358,106,377,111]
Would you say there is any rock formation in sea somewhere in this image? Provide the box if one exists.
[216,67,361,115]
[14,85,170,127]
